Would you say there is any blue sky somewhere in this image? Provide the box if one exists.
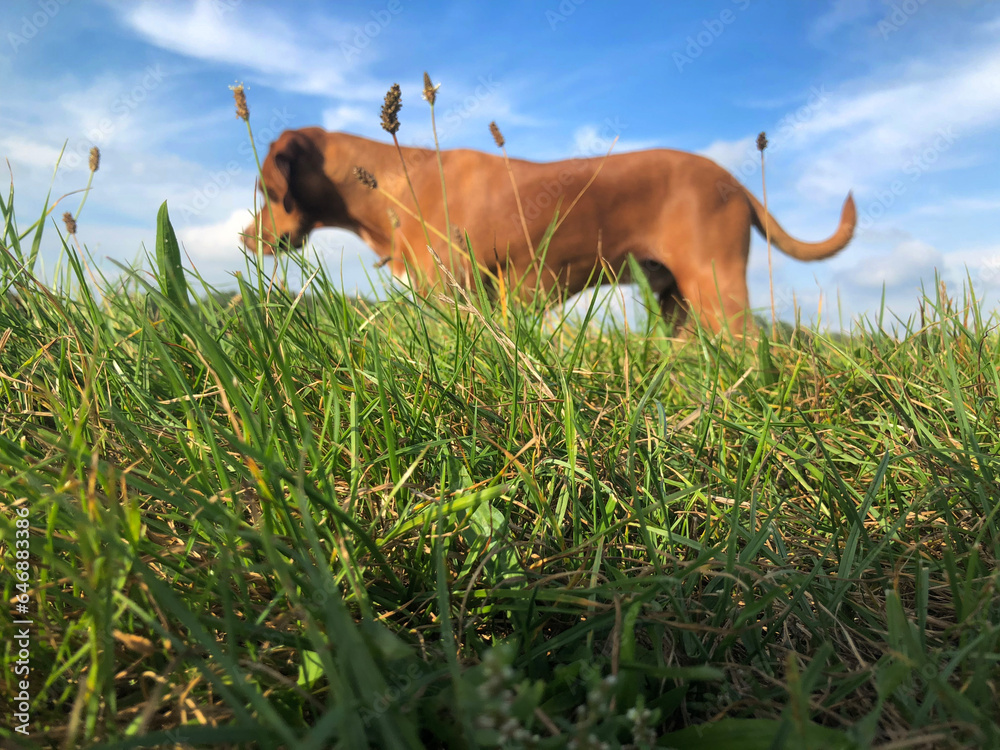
[2,0,999,328]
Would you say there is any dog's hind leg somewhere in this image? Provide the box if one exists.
[658,286,688,333]
[655,199,756,337]
[673,263,753,337]
[640,260,688,332]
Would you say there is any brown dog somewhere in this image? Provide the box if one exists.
[243,127,855,333]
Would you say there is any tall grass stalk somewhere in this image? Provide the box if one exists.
[489,121,536,263]
[757,131,777,338]
[381,83,433,255]
[422,72,455,274]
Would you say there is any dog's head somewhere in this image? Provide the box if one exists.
[242,130,322,254]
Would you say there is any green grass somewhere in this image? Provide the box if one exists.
[2,154,1000,748]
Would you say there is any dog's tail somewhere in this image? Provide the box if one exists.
[744,187,856,261]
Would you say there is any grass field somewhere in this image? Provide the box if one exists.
[2,96,999,749]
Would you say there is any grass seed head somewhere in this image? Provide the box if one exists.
[757,131,768,152]
[88,147,100,172]
[62,211,77,235]
[489,121,505,149]
[422,72,438,105]
[353,166,378,190]
[381,83,402,134]
[387,207,400,228]
[230,83,249,121]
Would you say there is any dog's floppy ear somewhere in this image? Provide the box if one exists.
[265,131,305,214]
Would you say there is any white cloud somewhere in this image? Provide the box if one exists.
[826,247,1000,330]
[177,207,248,262]
[693,29,1000,218]
[74,211,384,297]
[570,124,657,158]
[837,239,942,290]
[118,0,388,101]
[788,46,1000,197]
[0,135,66,170]
[0,70,260,284]
[913,196,1000,216]
[809,0,877,41]
[322,105,372,132]
[698,136,756,174]
[0,65,187,190]
[318,76,542,151]
[938,244,1000,290]
[403,76,541,150]
[115,2,538,152]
